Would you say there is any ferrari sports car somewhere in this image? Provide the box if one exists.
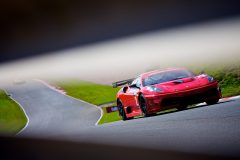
[112,68,222,120]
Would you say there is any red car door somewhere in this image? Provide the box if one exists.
[120,86,136,107]
[120,77,141,108]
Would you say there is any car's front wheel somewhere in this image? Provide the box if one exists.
[139,95,152,117]
[206,98,219,105]
[177,104,188,111]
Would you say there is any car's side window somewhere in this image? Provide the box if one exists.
[131,77,141,88]
[131,79,136,86]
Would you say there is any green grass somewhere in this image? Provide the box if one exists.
[98,107,122,124]
[54,80,120,105]
[221,85,240,97]
[0,90,27,135]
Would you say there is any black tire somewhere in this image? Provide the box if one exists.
[117,100,130,121]
[206,98,219,105]
[139,95,151,117]
[176,104,188,111]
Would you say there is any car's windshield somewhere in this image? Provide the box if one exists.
[143,70,194,86]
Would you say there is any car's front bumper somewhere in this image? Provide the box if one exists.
[144,82,221,113]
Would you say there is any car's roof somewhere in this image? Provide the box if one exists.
[140,67,187,79]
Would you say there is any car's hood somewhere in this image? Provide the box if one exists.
[153,77,202,92]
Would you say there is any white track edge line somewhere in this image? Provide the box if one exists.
[3,89,29,135]
[34,79,103,126]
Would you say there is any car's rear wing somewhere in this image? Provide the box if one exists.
[112,78,135,88]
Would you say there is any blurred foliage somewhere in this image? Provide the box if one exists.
[192,62,240,97]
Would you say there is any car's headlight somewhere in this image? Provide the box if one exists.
[207,75,214,82]
[146,86,163,92]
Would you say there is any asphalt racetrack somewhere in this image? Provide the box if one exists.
[5,80,101,136]
[4,80,240,158]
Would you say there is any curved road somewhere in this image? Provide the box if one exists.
[5,80,100,137]
[5,80,240,157]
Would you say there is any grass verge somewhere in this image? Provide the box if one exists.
[54,80,119,105]
[0,90,27,135]
[98,107,122,125]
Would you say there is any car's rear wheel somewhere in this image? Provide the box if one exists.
[117,100,131,121]
[206,98,219,105]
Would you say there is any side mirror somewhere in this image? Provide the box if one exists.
[129,84,140,89]
[123,86,128,93]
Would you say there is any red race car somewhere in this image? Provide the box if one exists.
[112,68,222,120]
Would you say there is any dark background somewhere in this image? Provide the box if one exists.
[1,0,240,63]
